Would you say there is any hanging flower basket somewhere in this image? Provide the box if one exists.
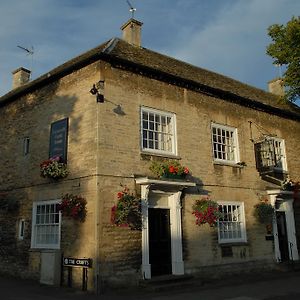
[253,201,274,224]
[281,178,300,191]
[0,194,19,213]
[40,156,68,179]
[58,194,87,222]
[192,196,222,226]
[111,186,141,230]
[149,160,190,179]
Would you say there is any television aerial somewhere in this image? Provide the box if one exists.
[126,0,136,18]
[17,45,34,55]
[17,45,34,78]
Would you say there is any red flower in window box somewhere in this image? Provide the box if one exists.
[150,160,191,179]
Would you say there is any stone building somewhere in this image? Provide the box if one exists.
[0,19,300,292]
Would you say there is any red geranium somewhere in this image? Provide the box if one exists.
[112,186,141,230]
[192,197,222,226]
[184,167,189,174]
[150,160,191,178]
[58,194,87,222]
[169,165,178,174]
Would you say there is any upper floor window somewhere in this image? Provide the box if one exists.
[218,202,247,244]
[254,137,287,173]
[141,107,177,155]
[211,123,239,164]
[31,200,61,249]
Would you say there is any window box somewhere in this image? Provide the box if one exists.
[149,160,190,179]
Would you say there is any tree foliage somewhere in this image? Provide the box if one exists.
[266,16,300,102]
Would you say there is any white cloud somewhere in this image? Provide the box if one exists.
[169,0,300,89]
[0,0,299,96]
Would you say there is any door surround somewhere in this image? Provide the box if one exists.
[135,177,195,279]
[267,189,299,262]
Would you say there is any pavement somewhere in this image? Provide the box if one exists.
[1,270,300,300]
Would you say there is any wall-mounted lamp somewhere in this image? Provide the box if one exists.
[90,80,105,103]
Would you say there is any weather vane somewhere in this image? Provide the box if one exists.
[126,0,136,18]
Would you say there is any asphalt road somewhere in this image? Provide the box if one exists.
[1,271,300,300]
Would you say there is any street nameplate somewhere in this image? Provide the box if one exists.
[63,257,92,268]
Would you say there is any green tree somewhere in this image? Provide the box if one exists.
[266,16,300,102]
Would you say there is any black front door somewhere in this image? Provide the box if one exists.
[148,208,172,276]
[276,211,290,261]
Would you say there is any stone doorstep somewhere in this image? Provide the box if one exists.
[275,261,300,272]
[137,264,300,294]
[139,274,196,292]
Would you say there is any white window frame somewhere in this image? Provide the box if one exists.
[141,106,177,155]
[211,123,240,164]
[18,219,25,240]
[217,201,247,244]
[31,200,61,249]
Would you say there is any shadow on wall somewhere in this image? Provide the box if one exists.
[0,80,92,279]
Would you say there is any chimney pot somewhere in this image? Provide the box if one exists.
[268,78,284,96]
[121,18,143,47]
[12,67,31,89]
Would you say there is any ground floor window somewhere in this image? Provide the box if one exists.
[218,202,247,243]
[31,200,61,249]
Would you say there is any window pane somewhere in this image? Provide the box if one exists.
[143,120,148,129]
[142,112,148,120]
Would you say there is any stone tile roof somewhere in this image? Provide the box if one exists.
[1,37,299,120]
[104,39,300,117]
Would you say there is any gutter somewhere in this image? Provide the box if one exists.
[99,53,300,122]
[1,38,299,122]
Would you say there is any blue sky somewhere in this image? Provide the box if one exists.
[0,0,299,100]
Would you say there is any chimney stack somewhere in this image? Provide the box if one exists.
[121,18,143,47]
[12,67,31,89]
[268,78,285,96]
